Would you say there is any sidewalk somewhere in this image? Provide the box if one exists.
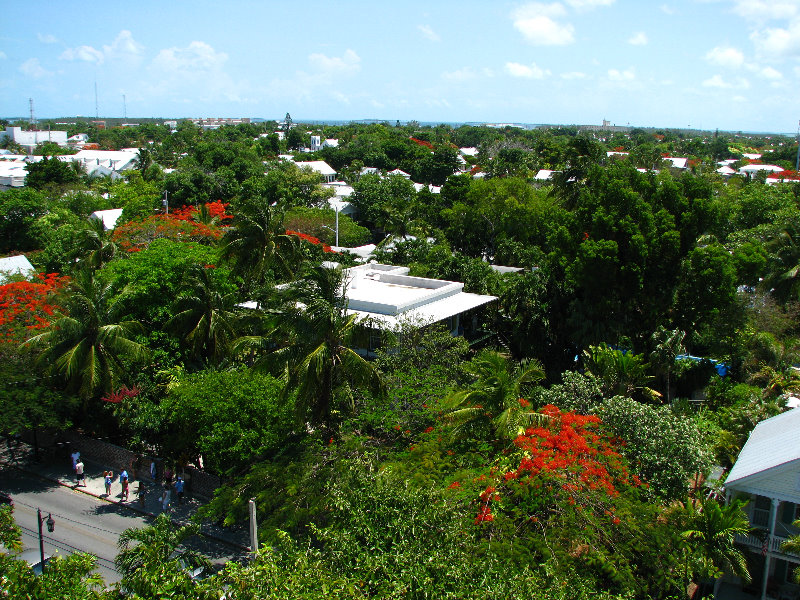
[2,439,249,550]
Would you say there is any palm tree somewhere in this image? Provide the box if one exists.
[165,264,240,364]
[443,349,546,441]
[23,270,149,402]
[583,344,661,402]
[236,264,385,428]
[649,326,686,403]
[220,194,298,291]
[781,522,800,582]
[78,216,118,269]
[762,224,800,303]
[116,514,210,595]
[682,499,751,588]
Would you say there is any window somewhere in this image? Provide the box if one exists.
[753,495,771,528]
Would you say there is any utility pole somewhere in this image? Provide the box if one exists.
[248,498,258,553]
[37,509,55,573]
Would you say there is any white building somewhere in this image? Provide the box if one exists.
[339,263,497,354]
[0,127,68,153]
[0,254,36,282]
[63,149,139,178]
[0,155,30,187]
[89,208,124,230]
[293,160,337,183]
[723,408,800,600]
[310,135,321,152]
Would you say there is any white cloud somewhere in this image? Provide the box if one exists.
[60,30,143,66]
[19,58,52,79]
[443,67,478,81]
[705,45,745,68]
[750,20,800,58]
[565,0,615,9]
[153,41,228,73]
[308,49,361,76]
[760,65,783,79]
[561,71,587,79]
[60,45,104,63]
[482,67,496,77]
[512,3,575,45]
[628,32,648,45]
[732,0,798,22]
[417,24,440,42]
[37,33,58,44]
[103,30,144,62]
[607,68,635,81]
[505,61,551,78]
[702,74,751,89]
[660,4,675,15]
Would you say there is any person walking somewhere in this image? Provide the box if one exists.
[71,450,80,473]
[75,459,85,487]
[161,481,171,511]
[120,469,129,501]
[104,470,114,496]
[174,476,184,505]
[150,460,157,482]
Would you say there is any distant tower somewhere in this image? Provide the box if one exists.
[29,98,36,126]
[95,81,99,119]
[123,94,127,120]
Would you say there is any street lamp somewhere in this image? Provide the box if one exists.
[37,508,54,573]
[322,202,341,246]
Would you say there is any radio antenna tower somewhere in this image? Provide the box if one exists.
[95,81,99,119]
[123,94,127,121]
[29,98,36,126]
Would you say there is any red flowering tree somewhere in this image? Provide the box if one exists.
[286,229,335,253]
[0,273,69,345]
[449,404,681,595]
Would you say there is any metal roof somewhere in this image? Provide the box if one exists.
[725,408,800,487]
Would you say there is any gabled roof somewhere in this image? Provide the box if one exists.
[725,408,800,488]
[89,208,124,230]
[293,160,336,177]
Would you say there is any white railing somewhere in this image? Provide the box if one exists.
[736,532,800,558]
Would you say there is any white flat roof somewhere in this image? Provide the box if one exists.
[341,263,497,329]
[89,208,124,230]
[348,291,496,329]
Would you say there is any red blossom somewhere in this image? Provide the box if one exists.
[101,385,140,404]
[518,398,530,408]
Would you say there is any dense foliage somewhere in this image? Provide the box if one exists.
[3,118,799,597]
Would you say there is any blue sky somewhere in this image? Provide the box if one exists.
[2,1,799,133]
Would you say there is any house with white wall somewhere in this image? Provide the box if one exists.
[722,408,800,600]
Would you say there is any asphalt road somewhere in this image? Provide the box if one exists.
[0,469,242,586]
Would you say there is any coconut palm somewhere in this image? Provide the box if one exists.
[781,522,800,582]
[761,224,800,303]
[682,499,751,587]
[78,216,118,269]
[443,349,546,441]
[23,270,149,402]
[116,513,210,595]
[220,194,298,290]
[165,264,240,364]
[236,264,384,428]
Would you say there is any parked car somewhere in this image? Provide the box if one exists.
[18,549,54,575]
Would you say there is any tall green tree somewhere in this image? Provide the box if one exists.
[166,264,240,364]
[23,270,150,402]
[220,185,299,290]
[237,264,385,428]
[682,500,751,588]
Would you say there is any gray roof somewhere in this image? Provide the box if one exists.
[725,408,800,487]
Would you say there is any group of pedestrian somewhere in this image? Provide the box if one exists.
[69,450,188,511]
[159,474,185,511]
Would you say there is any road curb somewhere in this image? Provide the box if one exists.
[10,463,250,553]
